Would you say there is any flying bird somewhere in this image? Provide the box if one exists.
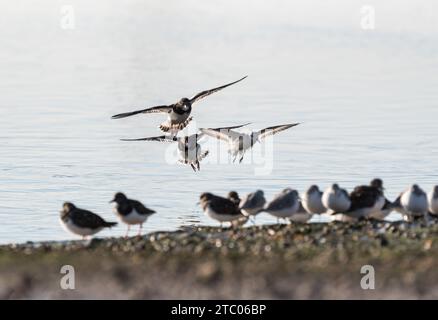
[121,124,250,172]
[200,123,300,163]
[112,76,247,135]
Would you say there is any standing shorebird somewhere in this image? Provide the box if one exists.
[343,178,386,221]
[290,201,313,223]
[200,123,300,163]
[239,190,266,220]
[427,185,438,216]
[110,192,156,237]
[121,124,250,172]
[301,185,326,214]
[112,76,247,135]
[394,184,428,221]
[227,191,249,227]
[199,192,244,228]
[60,202,117,239]
[321,184,351,214]
[264,188,308,223]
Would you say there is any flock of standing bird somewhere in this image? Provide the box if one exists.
[60,181,438,240]
[58,76,438,239]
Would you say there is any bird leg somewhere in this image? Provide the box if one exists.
[196,161,200,171]
[190,163,197,172]
[125,225,130,238]
[239,152,245,163]
[138,224,143,237]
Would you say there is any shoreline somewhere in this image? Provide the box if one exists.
[1,220,438,299]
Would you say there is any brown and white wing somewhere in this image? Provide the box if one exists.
[120,135,177,143]
[257,123,300,141]
[190,76,247,104]
[112,105,172,119]
[198,128,232,142]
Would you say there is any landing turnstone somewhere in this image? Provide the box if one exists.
[60,202,117,239]
[112,76,247,135]
[110,192,156,237]
[199,192,244,228]
[321,183,351,213]
[343,178,386,220]
[394,184,428,221]
[239,190,266,219]
[122,124,250,172]
[289,201,313,223]
[264,188,301,223]
[200,123,300,163]
[301,185,326,214]
[427,185,438,216]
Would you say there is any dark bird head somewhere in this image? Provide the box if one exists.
[433,185,438,198]
[199,192,214,209]
[370,178,384,191]
[60,202,76,220]
[332,183,340,191]
[228,191,239,199]
[307,185,320,194]
[178,98,192,111]
[411,184,424,195]
[62,202,76,213]
[110,192,128,204]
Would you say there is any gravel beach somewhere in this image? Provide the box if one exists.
[1,221,438,299]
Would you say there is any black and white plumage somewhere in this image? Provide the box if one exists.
[200,123,300,163]
[110,193,156,237]
[428,186,438,216]
[227,191,249,227]
[343,178,386,220]
[394,184,428,221]
[199,192,244,227]
[321,184,351,214]
[60,202,117,239]
[264,188,310,222]
[301,185,326,214]
[121,124,250,172]
[239,190,266,218]
[112,76,247,135]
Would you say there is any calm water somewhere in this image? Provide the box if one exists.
[1,1,438,244]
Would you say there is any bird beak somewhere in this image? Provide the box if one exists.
[196,201,200,206]
[109,200,115,204]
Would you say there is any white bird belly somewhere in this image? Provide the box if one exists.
[118,209,149,225]
[401,193,428,215]
[302,193,325,214]
[427,194,438,215]
[322,192,350,213]
[205,207,240,222]
[60,218,102,236]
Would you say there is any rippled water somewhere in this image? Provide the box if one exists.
[1,1,438,244]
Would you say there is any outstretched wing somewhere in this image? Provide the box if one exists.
[120,135,177,142]
[199,128,232,142]
[209,122,251,131]
[190,76,247,104]
[257,123,300,140]
[198,123,250,142]
[112,105,172,119]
